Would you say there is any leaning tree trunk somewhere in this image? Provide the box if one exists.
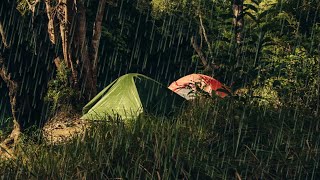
[0,20,21,155]
[0,21,8,48]
[0,57,21,151]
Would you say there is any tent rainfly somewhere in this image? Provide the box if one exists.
[168,74,230,100]
[81,73,186,121]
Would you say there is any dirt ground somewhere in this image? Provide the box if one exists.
[42,111,91,144]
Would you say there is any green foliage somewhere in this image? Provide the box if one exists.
[11,0,320,111]
[252,86,281,107]
[151,0,190,15]
[16,0,30,15]
[0,118,13,141]
[45,61,79,113]
[0,99,319,178]
[258,47,319,111]
[0,117,14,139]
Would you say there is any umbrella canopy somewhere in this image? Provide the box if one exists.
[168,74,230,100]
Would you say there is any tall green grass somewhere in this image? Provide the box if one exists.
[0,98,319,179]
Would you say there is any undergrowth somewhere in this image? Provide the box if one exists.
[0,98,319,179]
[45,60,81,114]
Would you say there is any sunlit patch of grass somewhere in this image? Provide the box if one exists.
[0,98,319,179]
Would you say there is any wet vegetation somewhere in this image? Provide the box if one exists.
[1,98,319,179]
[0,0,320,179]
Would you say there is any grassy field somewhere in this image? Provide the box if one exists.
[0,98,319,179]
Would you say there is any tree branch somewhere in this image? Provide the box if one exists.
[44,0,56,44]
[199,23,203,50]
[0,20,9,48]
[191,36,211,71]
[199,14,213,59]
[25,0,41,14]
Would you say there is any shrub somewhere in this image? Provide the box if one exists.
[44,61,79,114]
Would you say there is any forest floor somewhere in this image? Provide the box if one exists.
[42,111,90,144]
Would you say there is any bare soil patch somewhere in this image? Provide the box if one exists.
[42,111,90,145]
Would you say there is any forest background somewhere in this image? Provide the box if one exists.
[0,0,319,179]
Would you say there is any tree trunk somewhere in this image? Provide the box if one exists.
[0,20,21,154]
[0,56,21,156]
[91,0,107,70]
[232,0,244,45]
[44,0,107,101]
[58,0,108,100]
[75,1,96,100]
[0,21,8,48]
[58,0,70,67]
[233,0,244,69]
[75,0,107,100]
[44,0,56,44]
[57,0,78,87]
[90,0,107,97]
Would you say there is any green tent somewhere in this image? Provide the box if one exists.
[81,73,186,120]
